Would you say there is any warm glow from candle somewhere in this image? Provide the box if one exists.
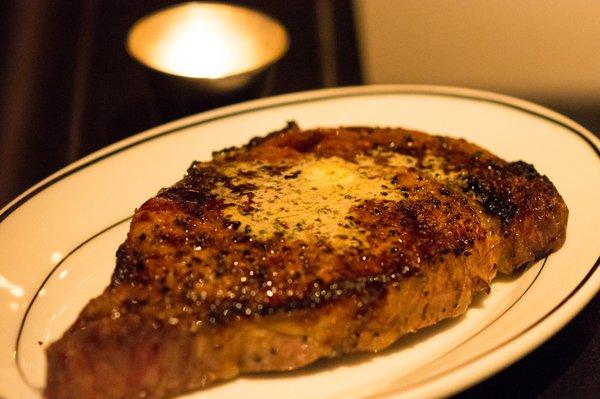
[127,3,288,79]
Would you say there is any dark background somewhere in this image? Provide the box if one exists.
[0,1,597,398]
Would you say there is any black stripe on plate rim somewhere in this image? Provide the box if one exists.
[1,87,598,225]
[14,216,132,390]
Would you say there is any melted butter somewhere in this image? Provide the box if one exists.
[211,153,427,249]
[303,157,358,187]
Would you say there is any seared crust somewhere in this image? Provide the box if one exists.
[45,123,568,399]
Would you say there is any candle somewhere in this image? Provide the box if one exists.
[127,2,288,80]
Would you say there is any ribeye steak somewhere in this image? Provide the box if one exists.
[45,122,568,399]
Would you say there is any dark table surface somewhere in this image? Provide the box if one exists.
[0,1,598,398]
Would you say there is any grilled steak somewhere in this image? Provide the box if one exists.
[45,122,568,399]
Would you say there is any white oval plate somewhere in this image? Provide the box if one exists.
[1,85,598,399]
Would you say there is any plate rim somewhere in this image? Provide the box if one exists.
[1,84,599,398]
[2,84,598,220]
